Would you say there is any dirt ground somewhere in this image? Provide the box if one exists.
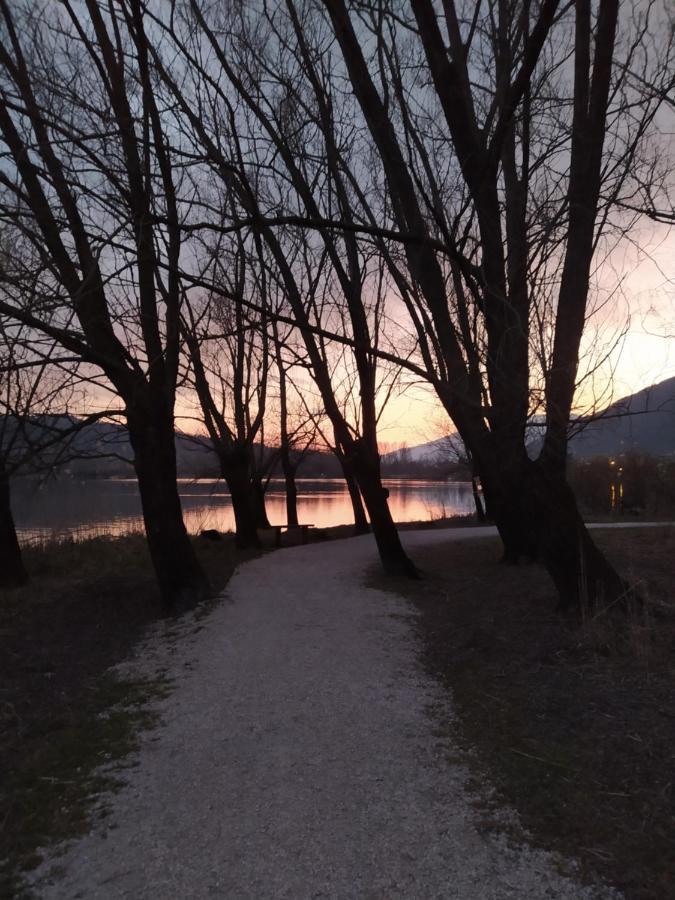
[373,526,675,900]
[0,533,257,896]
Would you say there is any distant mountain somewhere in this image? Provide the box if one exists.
[8,376,672,481]
[70,420,220,477]
[4,416,220,478]
[6,416,343,479]
[386,376,675,465]
[382,437,455,466]
[569,376,675,458]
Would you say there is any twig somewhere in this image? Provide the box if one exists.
[507,747,577,772]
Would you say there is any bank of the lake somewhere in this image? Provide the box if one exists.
[12,476,476,544]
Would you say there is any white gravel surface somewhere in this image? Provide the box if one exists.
[30,528,618,899]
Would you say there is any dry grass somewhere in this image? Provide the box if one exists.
[371,525,675,900]
[0,533,259,897]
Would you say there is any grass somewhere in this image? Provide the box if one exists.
[1,675,168,899]
[0,532,258,897]
[369,525,675,900]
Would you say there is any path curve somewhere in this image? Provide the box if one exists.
[32,528,617,899]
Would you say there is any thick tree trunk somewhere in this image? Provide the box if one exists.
[492,490,538,564]
[481,451,627,609]
[475,445,538,565]
[528,462,628,610]
[128,408,209,611]
[0,460,27,589]
[221,451,260,549]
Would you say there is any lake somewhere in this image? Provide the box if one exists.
[13,477,475,544]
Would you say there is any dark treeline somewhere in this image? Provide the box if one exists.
[0,0,672,608]
[570,454,675,518]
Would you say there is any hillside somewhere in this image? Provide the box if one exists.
[390,376,675,465]
[569,376,675,458]
[3,417,219,478]
[7,376,673,481]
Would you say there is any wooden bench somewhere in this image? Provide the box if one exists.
[267,524,315,547]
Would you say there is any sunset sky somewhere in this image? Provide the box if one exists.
[173,227,674,452]
[378,224,675,449]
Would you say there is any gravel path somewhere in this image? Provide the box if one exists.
[31,528,617,899]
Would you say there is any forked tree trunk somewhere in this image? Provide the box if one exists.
[220,449,261,550]
[128,408,209,610]
[0,460,27,589]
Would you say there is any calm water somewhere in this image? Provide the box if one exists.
[13,477,475,544]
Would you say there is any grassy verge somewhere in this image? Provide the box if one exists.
[369,525,675,899]
[0,533,257,897]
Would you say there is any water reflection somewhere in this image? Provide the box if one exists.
[13,477,475,544]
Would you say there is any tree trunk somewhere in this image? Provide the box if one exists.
[251,474,271,529]
[0,460,28,589]
[349,443,417,577]
[493,490,538,564]
[481,450,627,609]
[336,452,369,535]
[220,448,261,549]
[283,463,299,527]
[528,462,628,610]
[476,447,539,565]
[468,456,487,523]
[128,408,209,611]
[471,475,486,523]
[356,469,417,577]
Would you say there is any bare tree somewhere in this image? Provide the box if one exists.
[0,310,114,586]
[148,2,417,574]
[308,0,673,606]
[270,318,320,528]
[433,429,487,524]
[4,0,666,611]
[181,223,273,547]
[0,0,208,607]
